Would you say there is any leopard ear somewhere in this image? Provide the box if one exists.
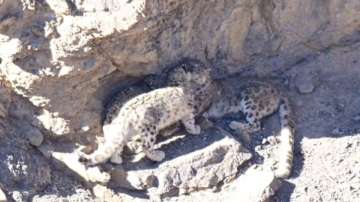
[167,67,185,84]
[196,68,211,83]
[176,67,187,75]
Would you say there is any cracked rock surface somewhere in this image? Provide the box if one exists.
[110,131,252,200]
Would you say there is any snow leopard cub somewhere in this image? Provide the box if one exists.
[204,80,295,178]
[81,61,216,165]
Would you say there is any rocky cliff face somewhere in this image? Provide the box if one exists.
[0,0,359,201]
[1,0,359,139]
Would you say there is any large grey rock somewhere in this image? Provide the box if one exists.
[110,135,252,200]
[169,166,282,202]
[228,167,282,202]
[153,136,251,198]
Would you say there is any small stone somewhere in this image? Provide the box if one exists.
[304,186,308,192]
[0,188,6,202]
[27,127,44,147]
[296,80,315,94]
[227,167,282,202]
[295,73,315,94]
[80,125,90,132]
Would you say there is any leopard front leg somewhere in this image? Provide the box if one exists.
[141,124,165,162]
[110,146,124,164]
[181,114,201,135]
[229,112,261,134]
[160,122,181,137]
[145,150,165,162]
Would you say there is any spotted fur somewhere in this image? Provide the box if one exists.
[81,62,216,165]
[205,81,295,178]
[145,58,217,115]
[275,97,294,178]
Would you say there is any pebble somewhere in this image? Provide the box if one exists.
[0,188,6,202]
[295,73,315,94]
[27,127,44,147]
[296,80,315,94]
[80,125,90,132]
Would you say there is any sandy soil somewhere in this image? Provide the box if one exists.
[271,40,360,201]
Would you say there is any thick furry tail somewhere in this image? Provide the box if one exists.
[85,141,120,166]
[80,124,124,166]
[275,97,295,178]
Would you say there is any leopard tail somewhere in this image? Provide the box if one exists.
[275,97,295,178]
